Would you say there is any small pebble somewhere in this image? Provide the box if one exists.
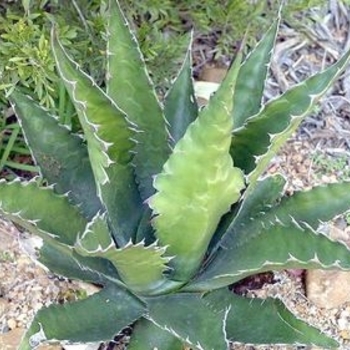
[7,318,17,330]
[340,330,350,340]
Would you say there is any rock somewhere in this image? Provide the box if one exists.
[0,328,25,350]
[63,343,100,350]
[0,328,62,350]
[38,345,63,350]
[305,225,350,309]
[195,65,227,107]
[199,66,227,83]
[306,269,350,308]
[340,329,350,340]
[6,319,17,330]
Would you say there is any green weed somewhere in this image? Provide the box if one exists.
[311,151,350,181]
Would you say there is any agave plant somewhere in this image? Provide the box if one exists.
[5,1,350,349]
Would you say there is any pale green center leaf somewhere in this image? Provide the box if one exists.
[149,50,245,282]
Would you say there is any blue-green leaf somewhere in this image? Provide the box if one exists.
[106,0,170,199]
[10,90,102,219]
[186,222,350,291]
[51,30,143,246]
[233,17,280,128]
[0,179,87,246]
[128,318,183,350]
[39,241,120,286]
[19,285,145,350]
[207,174,286,262]
[204,289,338,347]
[146,293,228,350]
[231,47,350,189]
[164,35,198,147]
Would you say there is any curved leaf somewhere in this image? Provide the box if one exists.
[39,241,121,286]
[75,214,176,295]
[149,50,245,281]
[207,174,286,264]
[231,47,350,188]
[186,222,350,291]
[233,16,280,128]
[204,289,338,347]
[222,181,350,249]
[10,90,102,219]
[164,34,198,147]
[268,181,350,230]
[128,318,183,350]
[19,284,145,350]
[51,30,143,246]
[233,173,286,228]
[134,207,155,245]
[0,179,87,246]
[106,0,170,199]
[146,293,228,350]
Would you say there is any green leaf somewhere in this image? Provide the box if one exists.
[204,289,338,347]
[75,214,176,295]
[223,181,350,250]
[149,50,245,282]
[196,182,350,289]
[128,318,183,350]
[268,181,350,230]
[39,241,120,286]
[106,0,170,199]
[231,47,350,188]
[51,30,143,246]
[207,174,286,263]
[134,207,155,245]
[164,35,198,147]
[233,17,280,128]
[186,222,350,291]
[10,90,102,220]
[233,174,286,228]
[146,293,228,350]
[19,285,145,350]
[0,180,87,246]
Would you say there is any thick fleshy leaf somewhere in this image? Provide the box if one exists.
[51,31,143,246]
[0,179,87,246]
[19,285,145,350]
[106,0,170,199]
[10,91,102,219]
[39,241,121,286]
[185,222,350,291]
[128,318,183,350]
[233,17,279,128]
[231,47,350,189]
[75,214,176,295]
[207,174,286,263]
[267,181,350,230]
[193,182,350,289]
[164,35,198,147]
[204,289,338,347]
[232,174,286,228]
[134,207,155,245]
[149,50,245,282]
[146,293,228,350]
[223,181,350,249]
